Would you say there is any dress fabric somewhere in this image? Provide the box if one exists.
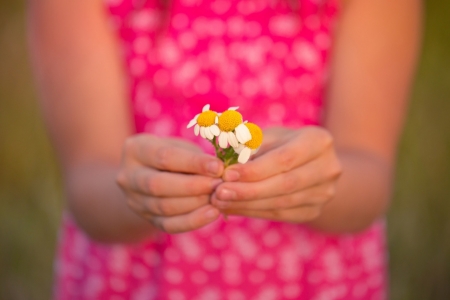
[53,0,387,299]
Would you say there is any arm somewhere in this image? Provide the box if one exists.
[212,0,421,233]
[28,0,222,244]
[312,0,422,232]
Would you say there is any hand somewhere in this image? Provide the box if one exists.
[211,127,342,223]
[116,134,224,233]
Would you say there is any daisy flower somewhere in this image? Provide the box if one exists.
[186,104,220,140]
[217,107,251,148]
[233,122,264,164]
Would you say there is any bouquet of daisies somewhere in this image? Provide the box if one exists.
[187,104,263,167]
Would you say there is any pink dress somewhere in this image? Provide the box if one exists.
[54,0,387,299]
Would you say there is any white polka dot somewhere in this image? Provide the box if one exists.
[192,17,208,37]
[84,275,104,297]
[211,0,231,14]
[208,19,226,36]
[368,273,383,288]
[143,100,161,118]
[227,17,245,37]
[262,229,282,247]
[227,290,246,300]
[211,234,227,249]
[179,31,198,50]
[154,69,170,87]
[315,32,331,49]
[110,277,127,292]
[132,264,149,279]
[293,41,319,69]
[191,270,208,285]
[196,287,222,300]
[131,9,160,31]
[143,249,161,267]
[283,284,301,299]
[241,78,259,97]
[269,15,300,37]
[237,0,256,15]
[168,290,186,300]
[202,255,221,271]
[256,254,275,270]
[158,39,180,67]
[194,76,211,94]
[164,268,184,284]
[249,270,265,284]
[133,37,152,54]
[264,103,286,122]
[172,13,189,30]
[254,285,279,300]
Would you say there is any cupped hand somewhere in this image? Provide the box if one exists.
[211,127,342,223]
[116,134,224,233]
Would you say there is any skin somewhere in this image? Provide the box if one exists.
[27,0,421,243]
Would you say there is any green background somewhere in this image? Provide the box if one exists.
[1,1,449,299]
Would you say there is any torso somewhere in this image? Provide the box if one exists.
[53,1,387,299]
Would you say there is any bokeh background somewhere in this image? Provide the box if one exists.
[1,0,449,299]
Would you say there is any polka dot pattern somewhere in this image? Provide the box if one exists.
[53,1,387,299]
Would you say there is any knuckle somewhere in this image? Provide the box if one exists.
[303,207,321,222]
[313,127,334,148]
[281,172,298,193]
[155,146,174,170]
[115,171,127,189]
[276,147,296,171]
[147,176,162,196]
[123,137,136,154]
[324,184,337,199]
[275,196,292,209]
[156,200,174,216]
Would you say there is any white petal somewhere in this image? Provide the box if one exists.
[210,124,220,136]
[202,104,210,112]
[235,123,252,144]
[187,118,197,128]
[200,126,206,139]
[205,127,214,140]
[218,131,228,148]
[215,116,218,124]
[194,124,200,136]
[238,147,252,164]
[252,147,260,155]
[233,144,245,154]
[228,106,239,111]
[227,132,239,148]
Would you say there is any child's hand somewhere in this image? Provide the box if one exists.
[211,127,342,223]
[116,134,223,233]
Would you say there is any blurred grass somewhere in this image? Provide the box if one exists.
[0,0,450,299]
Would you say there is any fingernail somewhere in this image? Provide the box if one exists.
[211,179,222,189]
[206,161,220,176]
[219,188,236,201]
[204,208,219,219]
[224,169,240,181]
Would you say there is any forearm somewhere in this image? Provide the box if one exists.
[65,162,157,244]
[308,149,392,233]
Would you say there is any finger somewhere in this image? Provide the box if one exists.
[222,205,322,224]
[127,134,224,177]
[124,168,222,197]
[215,152,341,201]
[223,127,333,182]
[126,191,211,216]
[212,182,335,211]
[152,205,220,234]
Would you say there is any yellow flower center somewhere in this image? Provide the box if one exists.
[244,123,263,149]
[197,111,218,127]
[218,110,243,132]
